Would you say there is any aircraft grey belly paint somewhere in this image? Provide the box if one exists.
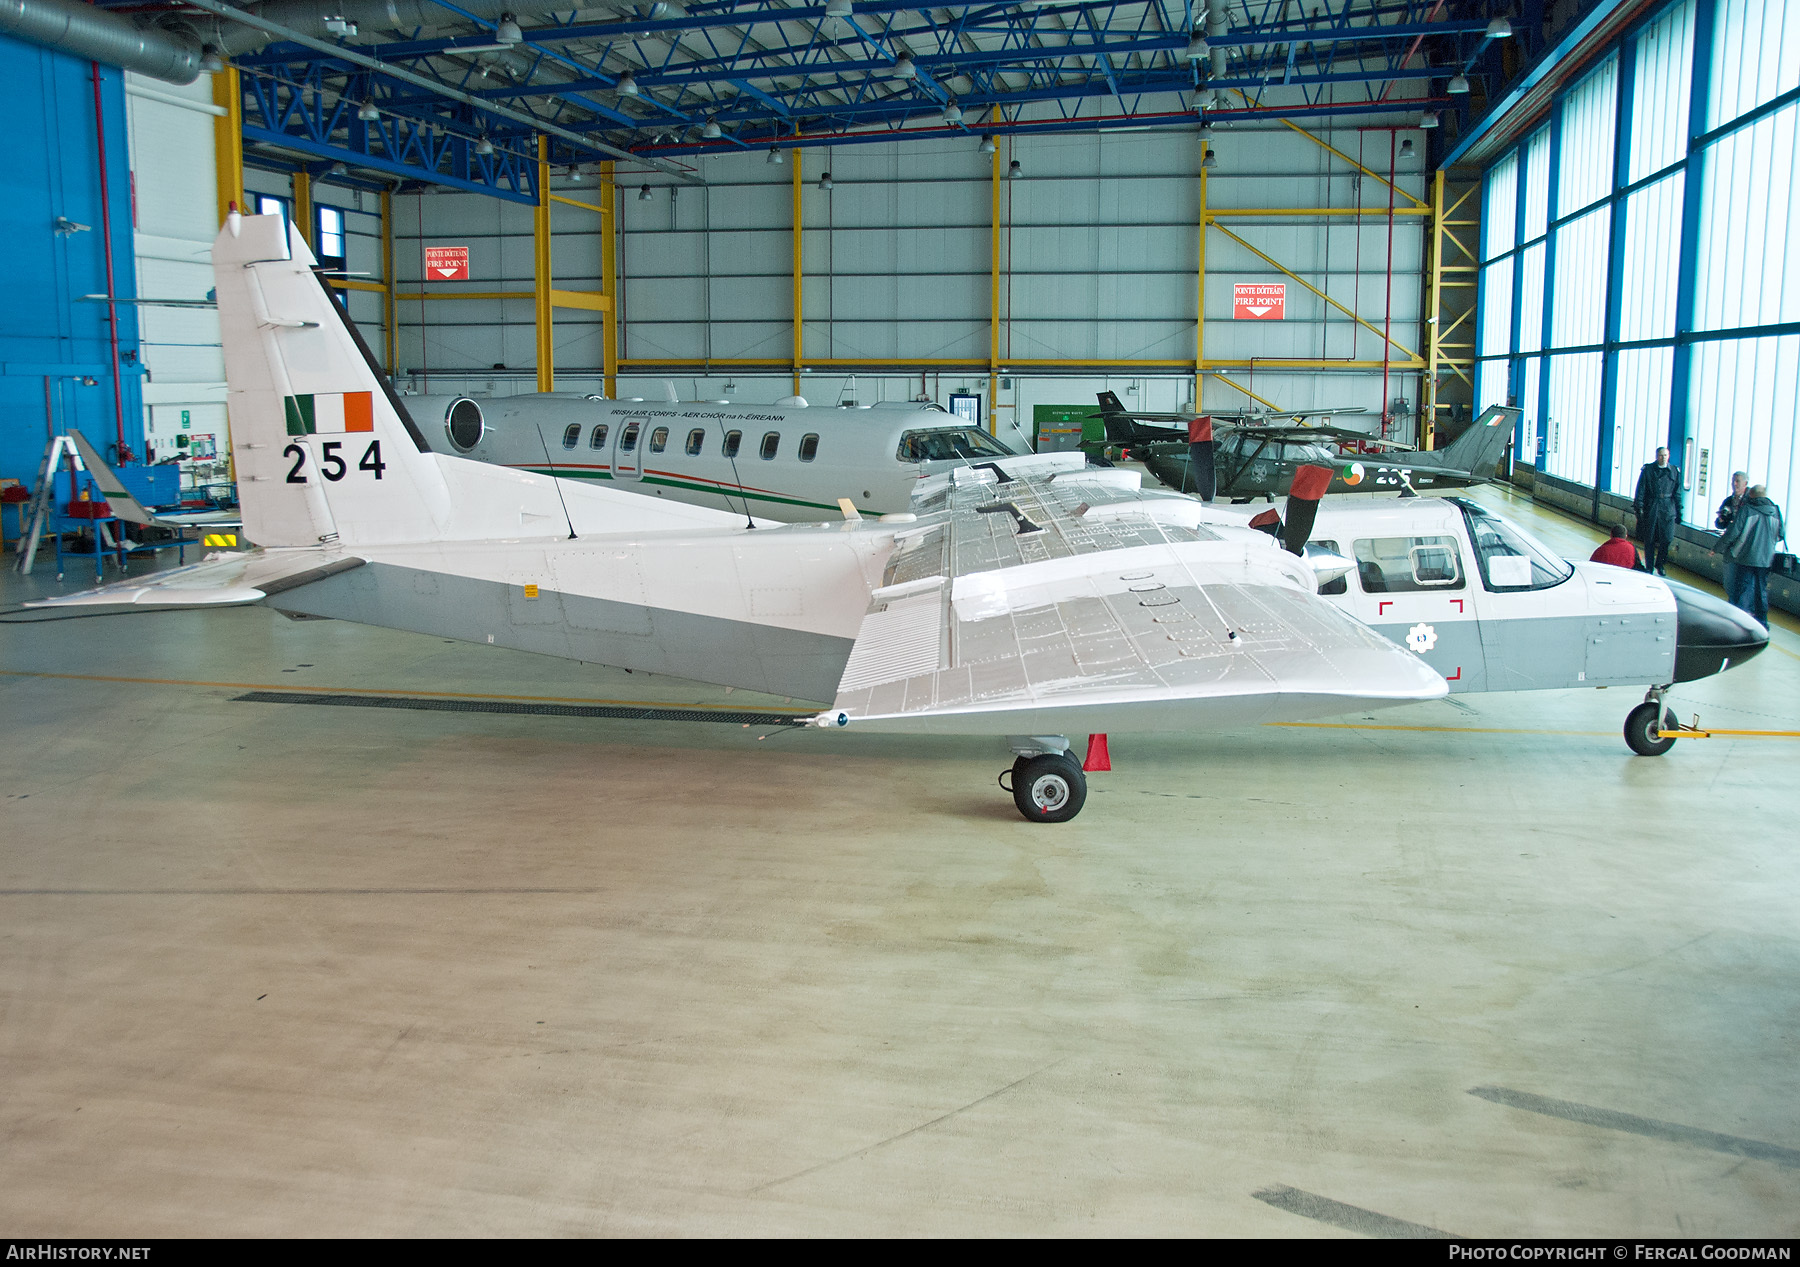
[405,391,1021,522]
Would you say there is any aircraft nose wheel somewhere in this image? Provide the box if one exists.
[1624,701,1679,756]
[1008,752,1088,823]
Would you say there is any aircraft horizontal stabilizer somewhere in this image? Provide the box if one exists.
[25,552,362,610]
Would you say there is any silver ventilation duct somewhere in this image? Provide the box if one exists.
[0,0,206,83]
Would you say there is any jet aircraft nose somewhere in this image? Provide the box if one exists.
[1668,578,1768,682]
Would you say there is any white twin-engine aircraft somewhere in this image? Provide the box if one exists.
[403,389,1021,522]
[31,215,1766,821]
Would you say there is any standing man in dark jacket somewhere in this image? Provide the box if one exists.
[1634,446,1683,576]
[1716,486,1786,627]
[1716,470,1750,598]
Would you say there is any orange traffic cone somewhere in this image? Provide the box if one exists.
[1083,733,1111,772]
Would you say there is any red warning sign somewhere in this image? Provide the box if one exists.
[424,245,470,281]
[1233,282,1286,319]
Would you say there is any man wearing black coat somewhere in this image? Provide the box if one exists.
[1634,446,1683,576]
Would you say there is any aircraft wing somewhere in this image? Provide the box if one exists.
[822,465,1446,735]
[65,429,243,529]
[23,550,361,609]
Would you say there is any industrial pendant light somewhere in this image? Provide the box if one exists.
[979,135,996,154]
[357,100,380,121]
[1185,30,1207,59]
[638,184,653,201]
[941,101,963,126]
[892,52,916,80]
[616,71,639,97]
[1400,137,1414,157]
[1486,17,1513,38]
[568,166,584,183]
[1201,147,1217,170]
[1420,110,1439,129]
[819,171,834,191]
[475,135,494,156]
[1448,73,1470,94]
[767,146,784,164]
[701,118,722,139]
[1007,159,1021,179]
[495,14,523,44]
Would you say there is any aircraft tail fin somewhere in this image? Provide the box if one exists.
[1096,391,1150,444]
[66,429,158,526]
[211,216,737,549]
[1419,405,1519,481]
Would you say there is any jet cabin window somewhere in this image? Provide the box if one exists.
[897,427,1014,463]
[1352,535,1467,593]
[561,423,581,450]
[1457,500,1575,592]
[685,428,705,456]
[799,433,819,462]
[760,432,780,460]
[649,427,669,454]
[588,424,608,450]
[722,430,742,458]
[620,423,639,453]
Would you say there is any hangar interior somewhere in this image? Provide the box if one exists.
[3,0,1799,1239]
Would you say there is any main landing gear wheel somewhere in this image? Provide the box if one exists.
[1010,753,1087,823]
[1624,701,1679,756]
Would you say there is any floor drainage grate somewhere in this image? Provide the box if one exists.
[232,691,809,727]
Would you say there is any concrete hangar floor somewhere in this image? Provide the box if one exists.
[2,484,1796,1238]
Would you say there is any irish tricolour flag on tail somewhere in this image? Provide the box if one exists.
[285,391,374,436]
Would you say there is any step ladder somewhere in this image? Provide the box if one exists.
[12,434,117,579]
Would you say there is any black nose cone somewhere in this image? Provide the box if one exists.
[1669,578,1768,682]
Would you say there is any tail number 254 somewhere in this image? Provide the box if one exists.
[285,440,387,483]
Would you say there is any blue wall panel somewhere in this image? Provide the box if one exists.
[0,35,143,489]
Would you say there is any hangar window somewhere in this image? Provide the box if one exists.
[686,429,705,455]
[1454,498,1574,592]
[761,432,780,460]
[561,423,580,449]
[317,207,346,270]
[588,424,608,450]
[722,430,742,458]
[619,423,640,453]
[649,426,669,453]
[799,434,819,461]
[1352,535,1467,593]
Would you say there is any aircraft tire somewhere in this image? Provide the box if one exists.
[1624,702,1678,756]
[1012,753,1087,823]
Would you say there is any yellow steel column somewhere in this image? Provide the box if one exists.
[601,160,618,399]
[1196,163,1209,407]
[1424,169,1446,451]
[791,152,803,396]
[381,190,397,374]
[211,67,244,226]
[534,136,554,393]
[989,143,1001,434]
[292,169,313,247]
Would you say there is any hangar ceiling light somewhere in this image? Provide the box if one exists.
[616,71,639,97]
[1486,18,1513,38]
[356,100,378,122]
[979,135,996,154]
[767,146,784,164]
[892,52,917,80]
[819,171,834,190]
[1449,74,1471,94]
[639,184,653,200]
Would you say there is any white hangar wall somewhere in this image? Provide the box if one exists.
[393,120,1431,442]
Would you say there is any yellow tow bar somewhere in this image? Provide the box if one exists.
[1659,722,1800,740]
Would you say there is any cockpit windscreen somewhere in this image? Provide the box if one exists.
[897,428,1019,463]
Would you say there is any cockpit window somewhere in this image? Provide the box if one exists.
[1352,535,1466,593]
[1455,498,1574,592]
[896,427,1016,463]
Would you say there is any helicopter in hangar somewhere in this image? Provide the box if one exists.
[1094,392,1518,502]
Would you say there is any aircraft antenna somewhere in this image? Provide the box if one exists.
[726,449,755,529]
[534,425,579,540]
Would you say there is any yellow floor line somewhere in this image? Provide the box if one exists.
[0,669,813,715]
[1270,721,1615,736]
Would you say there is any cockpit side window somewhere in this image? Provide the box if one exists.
[1352,535,1467,593]
[896,427,1014,463]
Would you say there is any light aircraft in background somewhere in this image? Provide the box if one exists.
[1097,392,1518,503]
[26,216,1766,821]
[66,429,243,538]
[403,389,1021,522]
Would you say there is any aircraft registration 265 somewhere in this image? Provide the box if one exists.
[28,215,1767,820]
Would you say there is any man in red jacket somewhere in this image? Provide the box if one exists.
[1591,525,1640,569]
